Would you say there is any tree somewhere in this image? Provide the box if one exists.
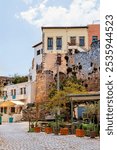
[12,74,28,84]
[84,102,100,124]
[43,76,87,121]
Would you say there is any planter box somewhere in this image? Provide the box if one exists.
[60,128,69,135]
[34,127,41,133]
[45,127,52,134]
[90,131,96,138]
[76,129,85,137]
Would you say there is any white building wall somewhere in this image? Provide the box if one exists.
[29,43,43,82]
[2,81,34,104]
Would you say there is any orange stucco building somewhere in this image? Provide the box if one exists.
[88,24,100,48]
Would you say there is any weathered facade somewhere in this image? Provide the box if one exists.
[42,26,89,53]
[66,41,100,91]
[34,24,100,103]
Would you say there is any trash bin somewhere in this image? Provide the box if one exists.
[9,117,13,123]
[0,116,2,125]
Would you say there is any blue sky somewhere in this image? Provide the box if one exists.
[0,0,99,76]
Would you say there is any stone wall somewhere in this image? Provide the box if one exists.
[66,41,100,91]
[35,41,100,103]
[43,53,67,76]
[35,70,54,103]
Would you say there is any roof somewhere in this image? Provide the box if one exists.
[32,42,42,48]
[42,26,88,30]
[67,92,100,103]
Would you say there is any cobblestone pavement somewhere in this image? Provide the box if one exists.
[0,122,100,150]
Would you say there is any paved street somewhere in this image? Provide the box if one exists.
[0,122,99,150]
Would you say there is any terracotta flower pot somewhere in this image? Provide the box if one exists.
[34,127,41,133]
[45,127,53,134]
[76,129,85,137]
[90,131,96,138]
[60,128,69,135]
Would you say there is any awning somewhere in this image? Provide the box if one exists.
[67,92,100,103]
[0,101,15,107]
[0,100,25,107]
[11,100,24,106]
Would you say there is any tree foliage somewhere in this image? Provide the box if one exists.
[44,76,87,118]
[12,74,28,84]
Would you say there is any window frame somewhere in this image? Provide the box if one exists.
[79,36,85,46]
[56,37,62,50]
[92,36,98,42]
[47,37,53,50]
[70,36,76,45]
[37,50,40,55]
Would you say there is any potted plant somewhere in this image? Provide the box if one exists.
[34,121,41,133]
[59,122,69,135]
[76,123,85,137]
[60,127,69,135]
[45,122,53,134]
[50,122,59,135]
[82,123,89,136]
[82,123,91,137]
[90,124,96,138]
[29,121,35,132]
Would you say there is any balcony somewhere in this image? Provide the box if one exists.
[16,94,27,100]
[3,94,27,101]
[12,95,16,99]
[68,42,78,49]
[67,42,87,52]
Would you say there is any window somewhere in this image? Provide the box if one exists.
[41,49,43,54]
[11,89,16,96]
[3,91,7,96]
[11,107,15,113]
[47,38,53,50]
[70,36,76,45]
[79,36,85,46]
[92,36,98,42]
[11,89,13,96]
[4,107,7,114]
[14,89,16,95]
[56,37,62,50]
[1,107,3,113]
[20,88,23,95]
[37,50,40,55]
[24,87,26,94]
[20,87,26,95]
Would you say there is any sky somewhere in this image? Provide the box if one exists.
[0,0,100,77]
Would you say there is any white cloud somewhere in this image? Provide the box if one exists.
[18,0,100,27]
[20,7,38,24]
[21,0,33,5]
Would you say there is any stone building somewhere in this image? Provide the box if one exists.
[32,24,100,104]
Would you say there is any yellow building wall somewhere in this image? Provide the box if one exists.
[42,27,88,53]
